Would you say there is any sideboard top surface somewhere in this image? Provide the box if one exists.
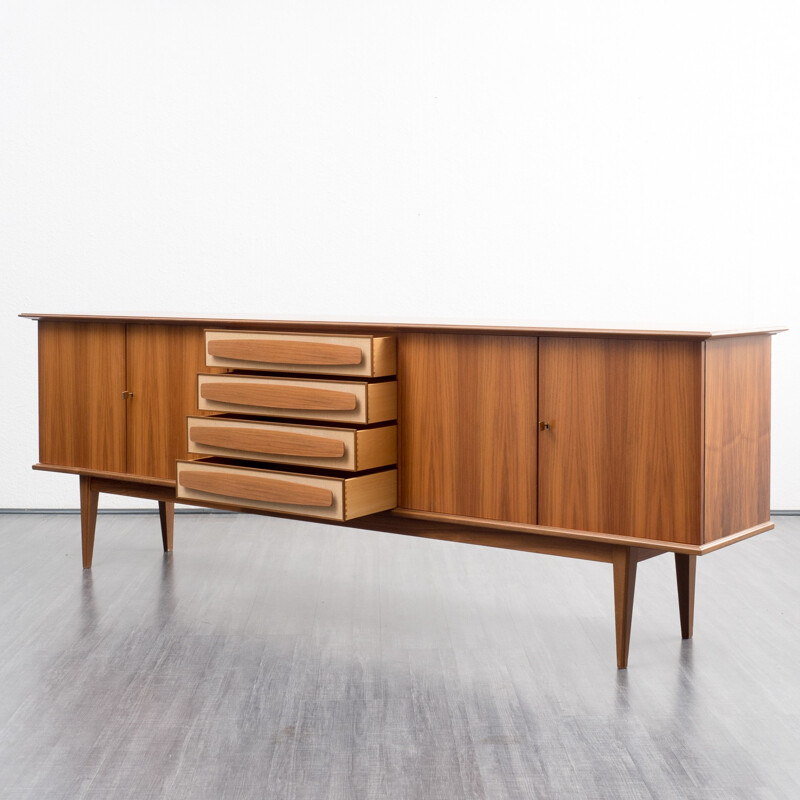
[19,314,787,340]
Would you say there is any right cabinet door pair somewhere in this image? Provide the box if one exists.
[398,334,705,546]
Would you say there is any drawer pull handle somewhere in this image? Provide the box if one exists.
[189,426,345,458]
[179,470,334,507]
[208,339,363,366]
[200,382,357,411]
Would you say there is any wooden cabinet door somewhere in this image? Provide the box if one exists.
[538,338,703,544]
[126,325,211,480]
[398,334,538,524]
[38,321,127,472]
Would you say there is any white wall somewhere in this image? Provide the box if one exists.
[2,1,798,509]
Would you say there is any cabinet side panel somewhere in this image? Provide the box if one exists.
[38,321,126,472]
[126,325,218,480]
[704,336,771,542]
[398,334,538,524]
[538,338,703,544]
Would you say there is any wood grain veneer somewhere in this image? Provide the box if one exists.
[126,325,220,480]
[176,460,397,521]
[38,321,127,473]
[398,334,538,524]
[703,336,771,542]
[178,468,334,507]
[538,338,703,543]
[205,330,396,377]
[371,336,397,376]
[364,381,398,425]
[186,417,397,471]
[208,338,363,366]
[354,424,397,472]
[200,380,358,412]
[344,469,399,519]
[190,424,346,459]
[197,374,397,424]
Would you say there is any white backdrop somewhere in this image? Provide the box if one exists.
[2,1,798,509]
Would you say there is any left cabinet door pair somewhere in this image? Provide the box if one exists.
[38,321,211,480]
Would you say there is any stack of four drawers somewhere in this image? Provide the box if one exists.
[176,330,398,520]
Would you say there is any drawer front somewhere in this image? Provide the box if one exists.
[205,330,396,378]
[197,374,396,424]
[187,417,397,471]
[176,460,397,520]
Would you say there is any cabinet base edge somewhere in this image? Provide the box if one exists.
[388,508,774,556]
[33,463,176,487]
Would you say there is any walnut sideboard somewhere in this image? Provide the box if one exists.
[22,314,785,668]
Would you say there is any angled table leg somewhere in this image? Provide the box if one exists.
[158,501,174,552]
[675,553,696,639]
[612,547,638,669]
[79,475,99,569]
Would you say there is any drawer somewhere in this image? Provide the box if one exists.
[176,459,397,521]
[197,374,397,424]
[186,416,397,471]
[205,330,396,378]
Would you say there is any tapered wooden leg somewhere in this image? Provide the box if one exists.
[79,475,99,569]
[612,547,638,669]
[158,501,174,552]
[675,553,696,639]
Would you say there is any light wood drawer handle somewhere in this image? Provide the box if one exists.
[179,470,334,507]
[208,339,363,366]
[200,382,357,411]
[189,426,346,458]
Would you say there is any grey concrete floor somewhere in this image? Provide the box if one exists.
[0,512,798,799]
